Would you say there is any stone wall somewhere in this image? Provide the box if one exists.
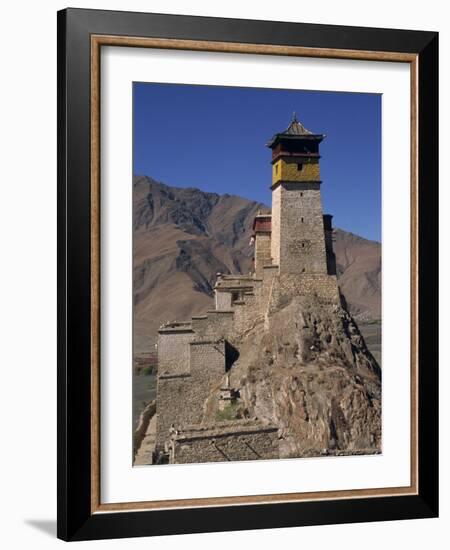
[169,421,279,464]
[155,339,227,451]
[187,340,227,424]
[278,182,328,275]
[157,326,194,376]
[192,311,234,340]
[156,325,195,451]
[215,290,232,310]
[267,273,340,316]
[190,340,226,378]
[226,268,281,336]
[191,315,208,335]
[271,185,281,266]
[155,373,191,451]
[232,292,264,336]
[255,232,272,277]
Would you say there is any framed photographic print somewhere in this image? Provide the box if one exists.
[57,8,438,541]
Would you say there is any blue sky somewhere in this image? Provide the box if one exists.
[133,83,381,242]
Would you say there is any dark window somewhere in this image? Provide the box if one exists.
[297,163,303,171]
[301,217,304,223]
[231,292,240,303]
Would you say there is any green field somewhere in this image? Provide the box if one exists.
[133,373,156,429]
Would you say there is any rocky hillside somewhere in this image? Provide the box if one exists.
[203,296,381,458]
[133,175,381,355]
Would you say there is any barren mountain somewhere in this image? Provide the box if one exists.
[333,229,381,321]
[133,175,381,355]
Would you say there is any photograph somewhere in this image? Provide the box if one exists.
[132,83,383,466]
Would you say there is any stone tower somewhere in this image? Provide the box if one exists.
[267,113,328,275]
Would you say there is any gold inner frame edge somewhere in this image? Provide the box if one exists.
[90,34,419,514]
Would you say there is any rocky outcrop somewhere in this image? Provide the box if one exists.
[203,296,381,458]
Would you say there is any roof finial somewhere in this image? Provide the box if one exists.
[292,111,298,123]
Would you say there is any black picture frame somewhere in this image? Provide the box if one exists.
[57,7,438,541]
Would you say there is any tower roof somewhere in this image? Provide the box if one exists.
[267,112,324,148]
[283,112,313,136]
